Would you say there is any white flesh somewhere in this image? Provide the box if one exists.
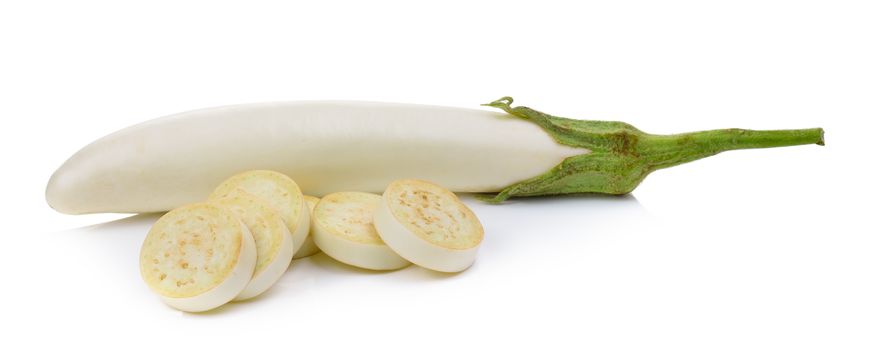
[46,101,588,214]
[163,226,255,312]
[140,203,256,312]
[209,170,310,255]
[211,192,294,301]
[312,192,410,270]
[374,179,483,272]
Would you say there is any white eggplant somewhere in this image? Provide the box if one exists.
[211,191,294,301]
[47,97,824,214]
[374,179,484,273]
[139,202,256,312]
[293,195,321,259]
[46,100,585,214]
[312,192,410,271]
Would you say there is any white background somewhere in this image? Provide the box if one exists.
[1,0,868,349]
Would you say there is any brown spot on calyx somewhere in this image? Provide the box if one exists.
[610,131,639,156]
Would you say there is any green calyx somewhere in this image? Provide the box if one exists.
[479,96,825,203]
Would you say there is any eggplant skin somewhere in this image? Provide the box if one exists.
[46,101,585,214]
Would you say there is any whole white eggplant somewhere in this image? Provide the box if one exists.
[46,97,823,214]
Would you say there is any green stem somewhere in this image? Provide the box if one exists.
[479,96,825,202]
[641,128,825,170]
